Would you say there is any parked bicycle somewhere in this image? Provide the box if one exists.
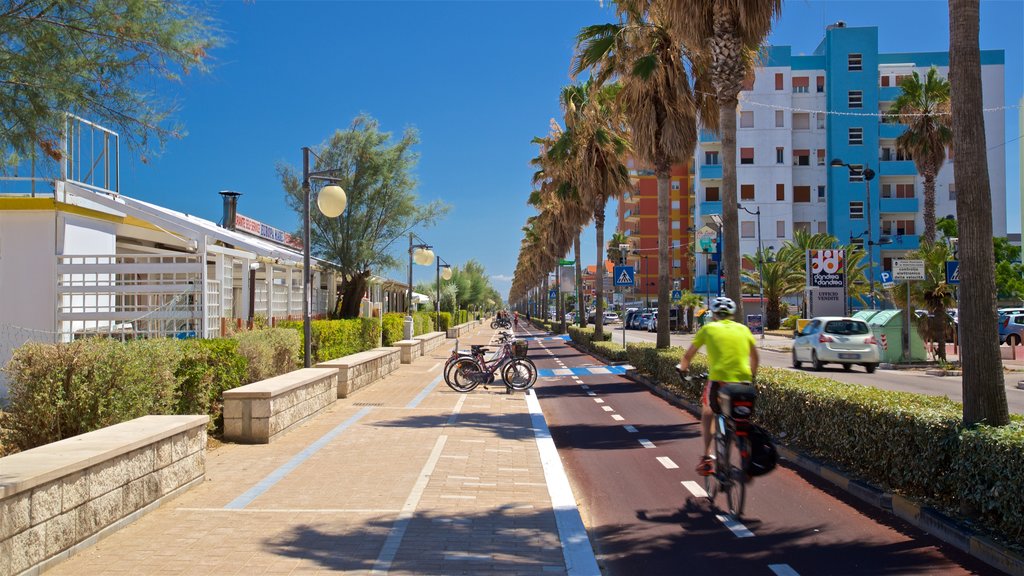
[444,338,536,392]
[490,318,512,330]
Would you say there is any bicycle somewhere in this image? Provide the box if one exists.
[443,339,536,392]
[682,371,756,517]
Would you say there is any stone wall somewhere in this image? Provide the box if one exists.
[317,347,401,398]
[395,340,422,364]
[446,321,479,339]
[223,368,338,444]
[0,415,208,576]
[415,331,447,354]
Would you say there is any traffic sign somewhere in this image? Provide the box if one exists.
[613,265,635,287]
[946,261,960,285]
[880,271,895,290]
[549,288,557,299]
[892,259,925,281]
[671,289,682,300]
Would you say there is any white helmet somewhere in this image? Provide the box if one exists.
[711,297,736,316]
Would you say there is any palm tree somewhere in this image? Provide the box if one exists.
[777,231,839,316]
[606,231,630,264]
[574,4,713,348]
[893,241,956,361]
[948,0,1007,426]
[666,0,782,321]
[840,243,875,310]
[887,67,952,245]
[741,247,802,329]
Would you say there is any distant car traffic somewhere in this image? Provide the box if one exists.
[1000,313,1024,346]
[792,316,880,373]
[603,311,620,323]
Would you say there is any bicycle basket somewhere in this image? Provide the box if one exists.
[512,339,529,359]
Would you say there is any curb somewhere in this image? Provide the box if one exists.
[613,366,1024,576]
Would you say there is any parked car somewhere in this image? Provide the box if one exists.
[631,312,651,330]
[646,312,658,332]
[623,309,638,328]
[792,316,880,373]
[603,311,620,324]
[999,313,1024,346]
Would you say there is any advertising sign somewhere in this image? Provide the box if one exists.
[558,265,575,293]
[808,287,845,317]
[746,314,764,335]
[696,226,718,253]
[235,214,304,250]
[807,249,846,288]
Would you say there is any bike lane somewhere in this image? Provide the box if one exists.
[521,323,992,576]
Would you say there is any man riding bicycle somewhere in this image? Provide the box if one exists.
[678,297,759,476]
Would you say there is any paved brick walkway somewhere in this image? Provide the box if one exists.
[47,328,586,575]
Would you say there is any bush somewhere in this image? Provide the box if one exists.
[781,315,799,330]
[175,339,248,430]
[957,421,1024,542]
[592,341,628,363]
[413,312,432,336]
[279,318,381,362]
[234,327,301,382]
[427,311,452,332]
[382,313,404,346]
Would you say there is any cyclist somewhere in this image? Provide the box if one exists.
[678,297,758,476]
[513,311,520,330]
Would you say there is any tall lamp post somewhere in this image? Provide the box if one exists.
[301,147,348,368]
[435,255,453,331]
[738,203,764,339]
[407,232,434,338]
[709,214,724,297]
[831,158,878,308]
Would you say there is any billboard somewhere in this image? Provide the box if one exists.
[807,249,846,288]
[558,265,576,293]
[808,287,845,317]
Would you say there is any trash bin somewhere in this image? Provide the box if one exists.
[852,310,927,363]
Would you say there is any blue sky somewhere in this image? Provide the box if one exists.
[120,0,1022,300]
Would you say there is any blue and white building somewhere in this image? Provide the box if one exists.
[694,22,1006,295]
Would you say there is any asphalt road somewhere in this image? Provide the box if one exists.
[607,325,1024,415]
[521,324,994,576]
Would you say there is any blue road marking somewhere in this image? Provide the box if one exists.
[406,372,444,409]
[537,365,630,377]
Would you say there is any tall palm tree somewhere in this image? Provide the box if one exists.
[948,0,1007,426]
[606,231,630,264]
[741,247,803,329]
[666,0,782,321]
[887,67,952,245]
[574,3,713,348]
[778,231,839,315]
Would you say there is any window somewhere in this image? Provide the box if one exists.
[793,113,810,130]
[673,259,682,268]
[776,183,785,201]
[776,147,785,164]
[881,147,912,161]
[848,127,864,145]
[817,221,828,234]
[705,187,720,201]
[741,184,755,200]
[740,111,754,128]
[742,221,755,238]
[741,69,755,91]
[882,219,916,236]
[816,112,826,130]
[850,201,864,219]
[794,186,811,203]
[880,75,890,87]
[776,220,785,238]
[775,110,784,127]
[672,239,681,248]
[671,180,680,191]
[740,148,754,165]
[793,149,810,166]
[817,149,826,166]
[848,90,863,108]
[949,184,956,201]
[817,185,826,200]
[775,73,783,90]
[848,164,864,182]
[792,76,809,93]
[882,183,915,198]
[671,221,681,230]
[816,76,825,93]
[851,238,864,249]
[705,151,720,165]
[894,74,910,86]
[848,53,862,71]
[794,221,811,233]
[671,199,680,210]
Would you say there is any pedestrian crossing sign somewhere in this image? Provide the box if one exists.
[613,265,635,287]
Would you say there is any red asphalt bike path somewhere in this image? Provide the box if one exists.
[516,323,994,576]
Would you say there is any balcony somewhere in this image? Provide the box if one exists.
[699,201,722,216]
[879,123,907,139]
[694,275,721,295]
[881,234,920,251]
[879,86,901,102]
[700,129,719,143]
[700,164,722,180]
[879,159,917,176]
[624,209,640,222]
[880,197,919,213]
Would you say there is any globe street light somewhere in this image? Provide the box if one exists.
[407,232,434,338]
[738,203,763,339]
[302,146,347,368]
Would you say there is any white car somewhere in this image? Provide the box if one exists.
[646,313,658,331]
[792,317,880,373]
[603,311,619,323]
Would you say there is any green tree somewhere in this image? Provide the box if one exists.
[887,67,953,244]
[0,0,221,165]
[892,241,956,361]
[741,247,802,329]
[607,231,630,265]
[278,115,449,318]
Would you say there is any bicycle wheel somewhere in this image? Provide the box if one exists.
[723,434,748,517]
[502,358,537,390]
[445,358,481,392]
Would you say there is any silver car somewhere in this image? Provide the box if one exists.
[792,317,880,373]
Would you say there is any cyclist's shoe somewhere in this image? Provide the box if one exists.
[696,456,714,476]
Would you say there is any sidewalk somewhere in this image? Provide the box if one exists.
[46,329,597,576]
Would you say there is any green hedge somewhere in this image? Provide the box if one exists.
[626,345,1024,546]
[279,318,380,362]
[175,339,248,429]
[233,327,300,383]
[592,341,628,363]
[382,313,404,346]
[428,311,452,332]
[566,325,612,347]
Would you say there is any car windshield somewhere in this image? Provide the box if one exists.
[824,320,869,335]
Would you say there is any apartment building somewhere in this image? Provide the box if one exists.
[694,22,1006,292]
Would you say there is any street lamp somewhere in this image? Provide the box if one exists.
[435,255,453,332]
[301,146,348,368]
[831,158,878,308]
[738,203,763,339]
[407,232,434,338]
[709,214,724,297]
[631,249,650,309]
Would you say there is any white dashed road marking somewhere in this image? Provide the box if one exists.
[623,425,638,433]
[594,398,604,404]
[601,406,614,412]
[638,439,655,449]
[611,415,624,421]
[768,565,801,576]
[586,391,596,397]
[717,514,755,538]
[656,456,679,469]
[681,481,707,498]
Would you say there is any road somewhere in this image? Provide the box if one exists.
[521,324,994,575]
[606,325,1024,415]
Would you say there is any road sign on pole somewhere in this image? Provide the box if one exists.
[880,270,895,290]
[945,261,960,285]
[892,259,925,281]
[613,265,635,287]
[671,289,682,301]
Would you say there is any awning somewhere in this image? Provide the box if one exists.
[412,291,432,304]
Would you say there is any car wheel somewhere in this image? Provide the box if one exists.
[792,349,802,369]
[1010,334,1022,347]
[864,363,877,374]
[811,351,824,371]
[843,363,852,371]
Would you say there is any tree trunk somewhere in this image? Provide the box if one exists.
[923,166,937,245]
[767,296,781,330]
[949,0,1008,426]
[575,234,585,327]
[719,98,743,321]
[594,205,606,338]
[338,270,371,318]
[656,163,671,348]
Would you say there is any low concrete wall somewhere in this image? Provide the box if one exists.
[446,322,478,339]
[222,367,338,444]
[317,347,401,398]
[414,331,446,354]
[395,340,422,364]
[0,415,208,576]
